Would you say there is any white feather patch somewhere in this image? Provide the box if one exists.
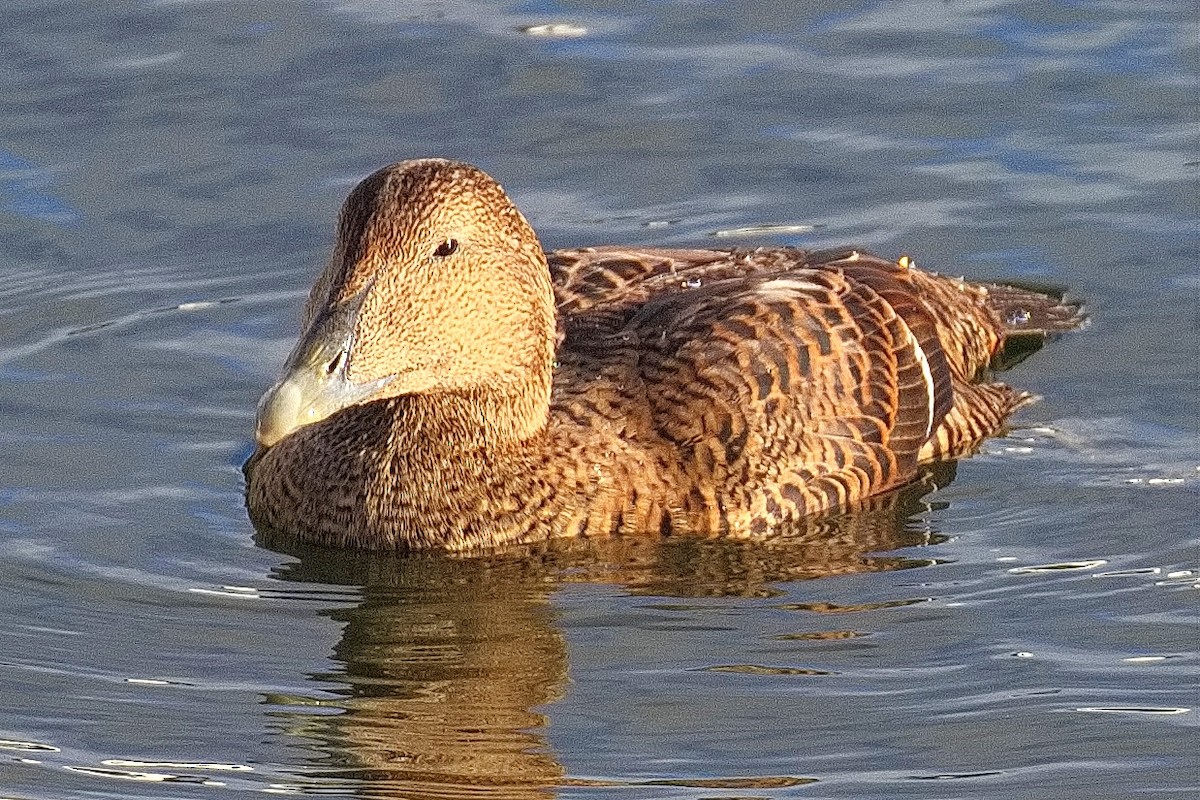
[896,316,935,439]
[756,276,824,299]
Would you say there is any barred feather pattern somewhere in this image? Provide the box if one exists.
[544,246,1065,538]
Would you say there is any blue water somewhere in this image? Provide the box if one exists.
[0,1,1196,798]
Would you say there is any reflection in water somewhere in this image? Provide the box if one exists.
[259,465,953,797]
[327,563,563,797]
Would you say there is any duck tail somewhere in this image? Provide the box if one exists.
[983,281,1086,371]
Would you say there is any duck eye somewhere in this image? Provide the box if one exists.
[432,239,458,258]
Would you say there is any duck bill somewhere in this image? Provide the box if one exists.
[255,284,393,448]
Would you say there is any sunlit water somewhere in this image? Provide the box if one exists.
[0,1,1196,798]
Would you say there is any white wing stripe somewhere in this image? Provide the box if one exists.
[896,316,935,439]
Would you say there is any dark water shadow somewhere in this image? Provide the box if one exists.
[256,463,955,798]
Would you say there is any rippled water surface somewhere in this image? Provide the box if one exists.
[1,1,1196,798]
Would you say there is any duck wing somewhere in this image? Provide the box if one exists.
[553,248,966,533]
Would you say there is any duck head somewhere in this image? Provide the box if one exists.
[255,159,556,448]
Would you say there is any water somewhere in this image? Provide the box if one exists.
[0,1,1196,798]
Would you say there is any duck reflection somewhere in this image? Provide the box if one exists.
[257,464,953,798]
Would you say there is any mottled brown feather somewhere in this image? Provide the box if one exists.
[245,159,1082,552]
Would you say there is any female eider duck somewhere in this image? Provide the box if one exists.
[245,158,1081,551]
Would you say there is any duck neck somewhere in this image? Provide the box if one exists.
[346,382,558,550]
[388,378,551,458]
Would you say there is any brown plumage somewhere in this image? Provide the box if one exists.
[245,158,1082,552]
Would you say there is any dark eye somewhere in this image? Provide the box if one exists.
[432,239,458,258]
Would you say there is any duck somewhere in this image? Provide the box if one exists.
[244,158,1082,552]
